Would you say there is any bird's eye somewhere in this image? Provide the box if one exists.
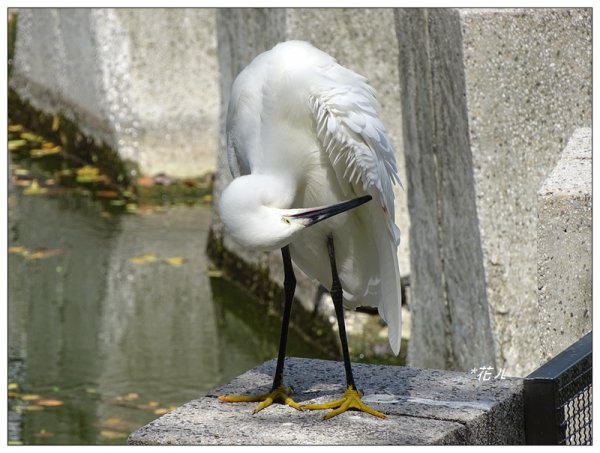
[282,217,291,225]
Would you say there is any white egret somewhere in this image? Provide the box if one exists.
[218,40,402,420]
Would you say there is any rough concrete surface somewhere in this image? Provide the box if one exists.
[537,128,591,363]
[128,357,524,445]
[395,8,591,376]
[11,8,219,177]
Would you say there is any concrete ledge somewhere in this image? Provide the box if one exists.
[537,128,592,363]
[128,357,524,445]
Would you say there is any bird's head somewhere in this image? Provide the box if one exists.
[219,174,371,251]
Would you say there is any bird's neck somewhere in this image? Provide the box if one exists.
[219,173,298,251]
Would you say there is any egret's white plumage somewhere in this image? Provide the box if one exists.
[219,40,402,355]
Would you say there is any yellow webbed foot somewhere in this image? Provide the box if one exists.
[302,386,385,420]
[218,386,302,414]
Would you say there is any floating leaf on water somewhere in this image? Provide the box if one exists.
[8,246,27,255]
[8,124,24,133]
[76,166,102,183]
[95,417,139,432]
[124,392,139,401]
[38,399,64,407]
[26,248,64,260]
[8,382,19,391]
[95,190,120,199]
[21,394,41,401]
[129,254,159,265]
[8,391,20,399]
[20,131,44,142]
[164,256,186,267]
[153,408,169,415]
[206,267,224,278]
[24,180,48,196]
[77,166,100,177]
[8,139,27,150]
[100,430,128,440]
[85,387,98,394]
[30,146,62,158]
[147,401,160,408]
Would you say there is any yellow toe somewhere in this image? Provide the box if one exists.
[218,386,301,414]
[302,386,385,420]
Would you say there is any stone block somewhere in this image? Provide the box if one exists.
[11,8,219,177]
[537,128,591,362]
[128,357,524,445]
[396,8,591,375]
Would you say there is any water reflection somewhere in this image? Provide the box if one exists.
[7,192,328,445]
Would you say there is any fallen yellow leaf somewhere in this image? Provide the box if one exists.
[124,392,139,401]
[100,430,128,440]
[23,180,48,196]
[26,248,64,260]
[153,408,169,415]
[37,399,64,407]
[7,246,26,254]
[30,146,62,158]
[164,256,186,267]
[129,254,159,265]
[21,394,41,401]
[8,382,19,391]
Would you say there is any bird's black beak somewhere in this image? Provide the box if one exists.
[288,195,372,226]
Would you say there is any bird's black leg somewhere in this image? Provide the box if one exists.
[302,236,385,419]
[327,236,356,390]
[218,245,301,412]
[272,245,295,390]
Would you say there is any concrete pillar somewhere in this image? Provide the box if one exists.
[537,128,591,362]
[396,8,591,375]
[11,8,219,177]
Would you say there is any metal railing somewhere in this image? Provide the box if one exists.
[524,331,592,445]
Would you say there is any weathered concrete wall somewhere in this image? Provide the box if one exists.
[537,128,592,363]
[396,8,591,376]
[396,10,495,372]
[211,8,410,325]
[11,8,219,178]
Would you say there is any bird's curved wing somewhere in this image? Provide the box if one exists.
[309,81,401,245]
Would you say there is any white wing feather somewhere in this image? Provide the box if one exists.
[310,78,401,246]
[309,66,403,354]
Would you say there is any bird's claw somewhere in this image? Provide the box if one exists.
[301,386,386,420]
[218,386,302,414]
